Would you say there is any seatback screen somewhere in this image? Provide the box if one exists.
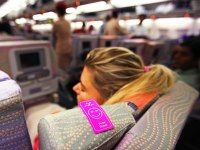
[82,41,91,51]
[105,41,111,47]
[19,52,40,69]
[16,48,45,71]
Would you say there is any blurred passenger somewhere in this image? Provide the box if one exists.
[99,15,111,35]
[0,17,13,35]
[172,36,200,90]
[23,23,34,38]
[104,10,127,36]
[24,23,32,33]
[148,15,161,40]
[30,47,175,148]
[73,21,87,34]
[130,14,149,39]
[52,1,72,70]
[87,25,96,34]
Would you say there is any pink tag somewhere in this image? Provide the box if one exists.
[79,99,114,134]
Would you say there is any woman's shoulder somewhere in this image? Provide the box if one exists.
[53,20,60,27]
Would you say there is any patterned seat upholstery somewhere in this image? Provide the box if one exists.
[0,71,32,150]
[38,103,136,150]
[1,67,198,150]
[115,81,199,150]
[38,81,198,150]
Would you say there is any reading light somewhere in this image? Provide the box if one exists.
[0,0,37,18]
[66,7,76,14]
[76,1,112,13]
[15,18,27,25]
[43,12,57,20]
[65,14,77,21]
[32,24,53,33]
[33,14,45,21]
[110,0,170,8]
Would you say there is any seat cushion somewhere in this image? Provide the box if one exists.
[38,103,136,150]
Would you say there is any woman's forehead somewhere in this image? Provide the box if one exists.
[81,67,93,87]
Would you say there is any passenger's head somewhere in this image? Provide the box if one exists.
[172,36,200,70]
[105,15,111,22]
[73,47,175,105]
[55,1,67,17]
[112,10,119,19]
[138,14,146,25]
[88,25,94,32]
[138,14,146,21]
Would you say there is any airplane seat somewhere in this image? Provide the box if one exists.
[99,35,121,47]
[1,68,197,150]
[119,39,147,59]
[189,94,200,120]
[121,39,146,56]
[159,39,178,66]
[115,81,199,150]
[37,81,199,150]
[142,41,164,65]
[175,96,200,149]
[120,39,165,65]
[71,35,99,60]
[0,70,32,149]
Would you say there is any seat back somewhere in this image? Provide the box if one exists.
[0,71,32,149]
[115,81,199,150]
[99,35,120,47]
[38,103,136,150]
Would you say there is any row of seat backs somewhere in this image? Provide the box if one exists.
[71,35,176,67]
[0,70,199,149]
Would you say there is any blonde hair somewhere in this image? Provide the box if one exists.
[85,47,176,104]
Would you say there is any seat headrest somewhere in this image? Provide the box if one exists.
[38,103,136,150]
[0,70,32,149]
[0,70,21,102]
[0,70,10,81]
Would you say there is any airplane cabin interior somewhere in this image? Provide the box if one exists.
[0,0,200,150]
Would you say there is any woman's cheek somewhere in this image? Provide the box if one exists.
[77,92,89,103]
